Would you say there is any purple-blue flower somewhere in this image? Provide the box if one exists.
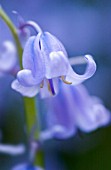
[0,41,18,76]
[11,21,96,98]
[12,163,44,170]
[40,83,110,140]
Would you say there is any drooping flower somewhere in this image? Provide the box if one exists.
[40,83,110,140]
[12,163,44,170]
[0,41,18,76]
[11,21,96,98]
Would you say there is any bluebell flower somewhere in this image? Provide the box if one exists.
[12,163,44,170]
[0,41,18,76]
[40,83,110,140]
[11,21,96,98]
[0,143,25,155]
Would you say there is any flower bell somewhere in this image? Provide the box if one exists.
[0,41,18,76]
[40,83,110,140]
[11,21,96,98]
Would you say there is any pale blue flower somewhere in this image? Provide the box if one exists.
[40,83,110,139]
[11,21,96,97]
[0,41,18,76]
[12,163,44,170]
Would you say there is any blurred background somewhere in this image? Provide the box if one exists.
[0,0,111,169]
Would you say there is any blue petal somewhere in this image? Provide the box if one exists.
[11,80,39,97]
[44,82,110,139]
[40,125,75,140]
[22,36,36,71]
[44,84,77,139]
[76,103,110,132]
[22,34,45,79]
[40,32,69,79]
[66,55,96,85]
[40,32,68,56]
[70,84,110,132]
[33,33,45,78]
[17,69,42,86]
[45,51,69,79]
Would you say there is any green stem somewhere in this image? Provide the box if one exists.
[0,7,44,168]
[24,97,38,138]
[0,7,23,68]
[24,97,44,167]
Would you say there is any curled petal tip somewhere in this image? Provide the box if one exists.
[66,54,97,85]
[85,54,97,77]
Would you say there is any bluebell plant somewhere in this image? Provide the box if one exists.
[40,83,110,140]
[0,6,110,170]
[11,20,96,98]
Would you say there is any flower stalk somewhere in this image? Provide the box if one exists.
[0,7,44,168]
[0,7,23,68]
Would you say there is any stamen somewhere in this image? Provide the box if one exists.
[47,82,52,94]
[61,76,72,85]
[40,80,44,88]
[47,79,55,95]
